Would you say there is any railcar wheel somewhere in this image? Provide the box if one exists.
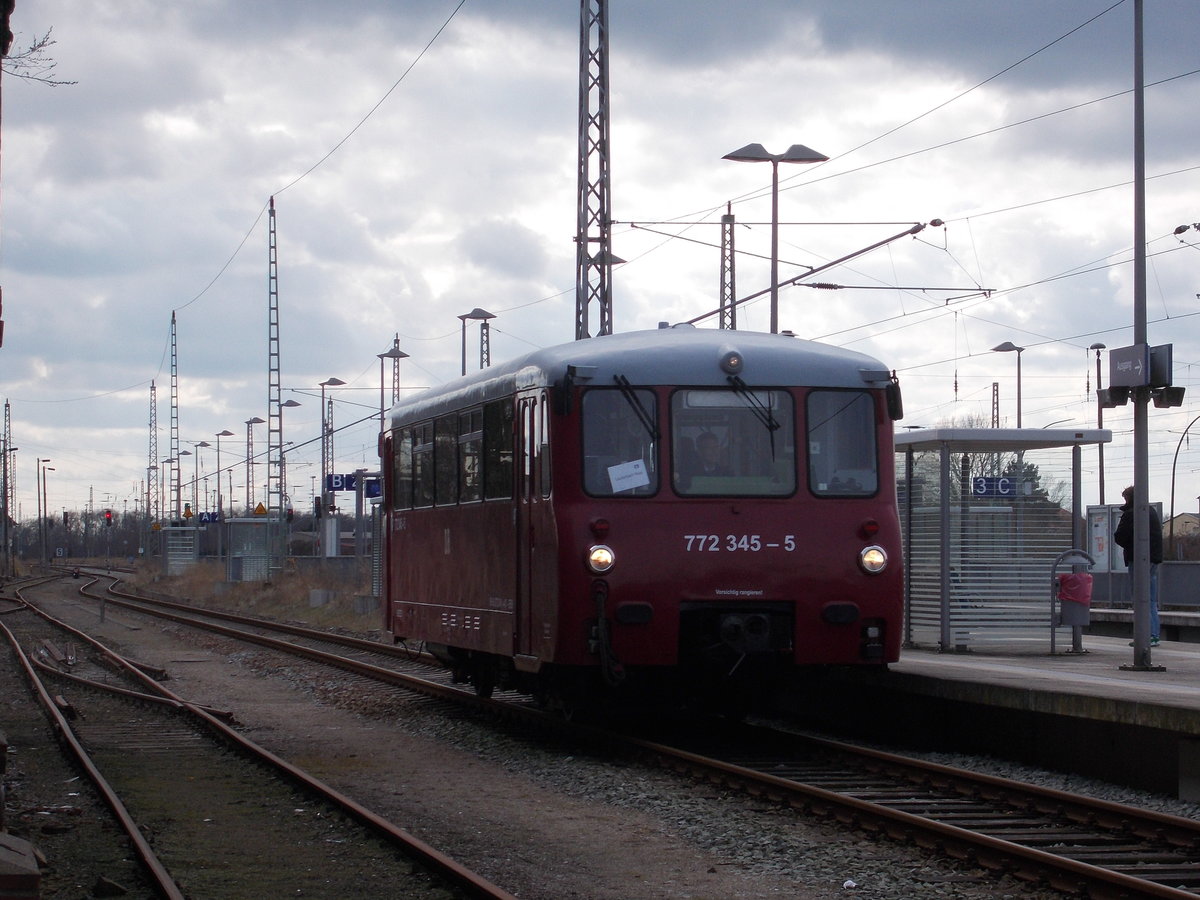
[472,659,495,699]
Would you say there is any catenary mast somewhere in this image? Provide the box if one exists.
[575,0,615,340]
[267,197,285,566]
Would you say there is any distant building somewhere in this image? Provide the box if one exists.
[1166,512,1200,537]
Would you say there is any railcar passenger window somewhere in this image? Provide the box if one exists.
[412,422,435,508]
[483,400,514,500]
[581,388,658,497]
[671,389,794,496]
[392,427,413,510]
[459,409,483,502]
[807,390,878,496]
[435,415,458,505]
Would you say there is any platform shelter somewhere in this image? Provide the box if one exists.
[894,427,1110,653]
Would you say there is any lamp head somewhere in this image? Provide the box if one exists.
[458,307,495,323]
[722,142,827,164]
[722,142,771,162]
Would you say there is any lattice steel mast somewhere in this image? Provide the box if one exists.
[148,381,159,527]
[2,400,13,576]
[575,0,614,340]
[169,312,181,520]
[719,202,736,330]
[267,198,284,542]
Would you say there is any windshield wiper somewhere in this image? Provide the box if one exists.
[727,375,779,433]
[727,375,779,460]
[613,375,658,441]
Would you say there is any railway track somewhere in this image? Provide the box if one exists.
[1,582,515,900]
[26,573,1200,898]
[628,722,1200,899]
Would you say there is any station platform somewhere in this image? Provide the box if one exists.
[887,632,1200,736]
[804,622,1200,800]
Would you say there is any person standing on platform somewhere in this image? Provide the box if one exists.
[1114,484,1163,645]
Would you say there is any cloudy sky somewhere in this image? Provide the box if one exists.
[2,0,1199,527]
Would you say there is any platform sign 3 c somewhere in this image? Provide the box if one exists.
[971,476,1015,498]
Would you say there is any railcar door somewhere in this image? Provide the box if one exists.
[514,393,537,656]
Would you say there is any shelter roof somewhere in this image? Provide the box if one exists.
[894,427,1111,453]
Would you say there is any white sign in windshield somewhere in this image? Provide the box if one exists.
[608,459,650,493]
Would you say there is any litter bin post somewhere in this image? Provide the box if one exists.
[1051,549,1094,654]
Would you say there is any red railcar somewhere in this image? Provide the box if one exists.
[381,327,904,708]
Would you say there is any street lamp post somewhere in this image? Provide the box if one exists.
[40,462,55,565]
[36,458,51,566]
[190,441,210,516]
[1168,413,1200,558]
[1090,343,1107,504]
[991,341,1025,428]
[176,450,192,519]
[319,378,346,515]
[378,342,409,435]
[214,431,234,565]
[458,309,495,376]
[280,400,301,516]
[214,431,234,519]
[160,457,177,526]
[245,417,265,512]
[722,142,828,334]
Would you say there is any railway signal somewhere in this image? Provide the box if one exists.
[104,509,113,527]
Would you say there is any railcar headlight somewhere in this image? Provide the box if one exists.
[586,544,615,574]
[858,545,888,574]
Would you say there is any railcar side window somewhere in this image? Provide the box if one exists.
[582,388,658,496]
[435,415,458,505]
[671,389,795,496]
[412,422,435,508]
[392,427,413,510]
[459,409,483,502]
[807,390,878,496]
[483,400,514,500]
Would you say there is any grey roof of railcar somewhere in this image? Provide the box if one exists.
[388,326,893,425]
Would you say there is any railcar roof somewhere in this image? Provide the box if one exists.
[388,327,892,423]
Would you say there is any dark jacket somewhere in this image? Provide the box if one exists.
[1114,500,1164,566]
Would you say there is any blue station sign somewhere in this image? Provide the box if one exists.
[971,476,1016,498]
[326,473,381,498]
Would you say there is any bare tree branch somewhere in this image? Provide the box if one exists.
[3,29,76,86]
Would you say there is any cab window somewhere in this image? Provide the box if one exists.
[581,388,658,496]
[807,390,878,496]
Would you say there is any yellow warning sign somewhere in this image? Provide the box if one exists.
[255,502,267,515]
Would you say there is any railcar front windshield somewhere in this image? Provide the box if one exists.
[671,389,796,496]
[580,385,875,499]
